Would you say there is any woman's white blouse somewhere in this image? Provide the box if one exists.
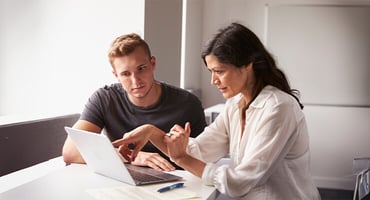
[187,86,321,199]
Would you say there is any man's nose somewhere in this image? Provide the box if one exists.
[131,73,141,85]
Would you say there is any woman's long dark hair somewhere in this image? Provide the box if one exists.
[201,22,304,109]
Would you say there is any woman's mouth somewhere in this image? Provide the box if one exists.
[218,87,227,93]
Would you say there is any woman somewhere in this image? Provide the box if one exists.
[113,22,321,199]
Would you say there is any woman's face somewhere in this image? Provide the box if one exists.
[205,54,252,99]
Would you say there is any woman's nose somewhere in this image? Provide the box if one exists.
[211,75,219,85]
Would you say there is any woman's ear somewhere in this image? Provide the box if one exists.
[241,63,252,73]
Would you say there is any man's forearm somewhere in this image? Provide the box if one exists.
[62,137,85,164]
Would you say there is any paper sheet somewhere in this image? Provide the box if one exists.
[86,185,199,200]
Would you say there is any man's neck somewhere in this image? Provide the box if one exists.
[130,82,162,108]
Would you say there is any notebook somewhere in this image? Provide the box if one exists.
[64,127,182,185]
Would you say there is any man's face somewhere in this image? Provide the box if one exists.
[112,46,156,100]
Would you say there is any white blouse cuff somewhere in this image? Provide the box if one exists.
[186,138,204,161]
[202,162,218,186]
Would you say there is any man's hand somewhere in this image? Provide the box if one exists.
[131,151,175,172]
[115,146,175,171]
[112,124,175,171]
[113,124,154,162]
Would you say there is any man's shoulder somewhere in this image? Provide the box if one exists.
[94,83,122,94]
[89,83,124,102]
[161,82,184,92]
[161,82,199,101]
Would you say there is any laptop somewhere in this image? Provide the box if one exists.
[64,127,182,185]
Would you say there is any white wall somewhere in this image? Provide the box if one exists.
[144,0,183,87]
[267,4,370,106]
[183,0,370,190]
[181,0,203,91]
[304,106,370,189]
[0,0,145,118]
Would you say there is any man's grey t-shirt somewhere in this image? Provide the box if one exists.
[80,82,207,169]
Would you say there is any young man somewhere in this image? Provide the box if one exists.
[62,33,206,171]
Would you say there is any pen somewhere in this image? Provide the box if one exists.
[157,182,184,193]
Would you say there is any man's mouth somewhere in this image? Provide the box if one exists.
[132,85,145,91]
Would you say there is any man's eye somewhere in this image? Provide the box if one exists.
[121,72,130,77]
[138,66,147,71]
[215,70,223,74]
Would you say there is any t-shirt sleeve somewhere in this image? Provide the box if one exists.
[186,95,207,138]
[80,89,108,129]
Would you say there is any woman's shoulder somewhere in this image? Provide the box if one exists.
[223,94,242,113]
[226,93,243,104]
[252,86,297,108]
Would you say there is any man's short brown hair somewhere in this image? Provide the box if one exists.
[108,33,151,68]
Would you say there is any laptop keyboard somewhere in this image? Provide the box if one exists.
[127,168,164,182]
[124,164,181,184]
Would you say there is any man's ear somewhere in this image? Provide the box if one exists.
[151,56,157,70]
[112,69,118,78]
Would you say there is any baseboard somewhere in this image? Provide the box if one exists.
[318,188,354,200]
[314,176,355,191]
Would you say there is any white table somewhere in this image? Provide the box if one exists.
[0,163,219,200]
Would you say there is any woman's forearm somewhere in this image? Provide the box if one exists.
[146,125,206,177]
[145,124,169,155]
[174,154,206,178]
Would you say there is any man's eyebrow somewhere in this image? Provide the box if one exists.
[136,62,147,68]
